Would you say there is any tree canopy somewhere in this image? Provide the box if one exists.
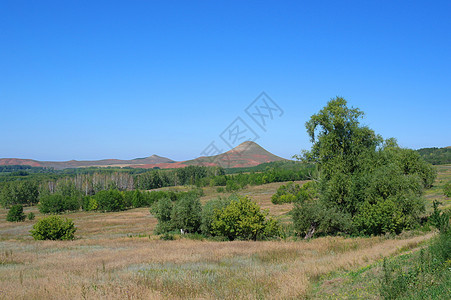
[293,97,436,237]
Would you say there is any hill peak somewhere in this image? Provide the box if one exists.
[231,141,261,152]
[183,141,285,168]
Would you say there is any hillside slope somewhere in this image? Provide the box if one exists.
[182,141,286,168]
[0,141,285,170]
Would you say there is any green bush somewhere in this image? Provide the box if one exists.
[94,189,126,212]
[271,182,301,204]
[211,196,282,240]
[292,199,352,238]
[27,212,35,220]
[30,216,76,240]
[131,189,145,207]
[6,204,25,222]
[444,182,451,197]
[151,197,174,234]
[200,196,232,235]
[39,194,80,214]
[170,195,202,233]
[225,180,240,192]
[430,200,450,233]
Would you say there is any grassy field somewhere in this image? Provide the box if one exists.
[0,167,449,299]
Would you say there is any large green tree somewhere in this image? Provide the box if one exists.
[293,97,436,237]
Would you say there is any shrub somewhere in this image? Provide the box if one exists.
[6,204,25,222]
[160,233,175,240]
[151,197,174,234]
[200,196,232,235]
[27,212,35,220]
[225,180,240,192]
[211,196,282,240]
[292,199,352,238]
[39,194,80,214]
[131,189,145,207]
[30,216,76,240]
[271,182,301,204]
[171,195,202,233]
[430,200,450,233]
[94,189,126,212]
[444,182,451,197]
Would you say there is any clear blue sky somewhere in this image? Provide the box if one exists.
[1,1,450,161]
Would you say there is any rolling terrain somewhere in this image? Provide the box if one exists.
[0,141,286,170]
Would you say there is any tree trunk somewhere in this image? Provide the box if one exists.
[304,224,316,239]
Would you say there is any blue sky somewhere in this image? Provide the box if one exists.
[1,1,450,161]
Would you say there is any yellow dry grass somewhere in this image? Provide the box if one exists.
[2,173,447,300]
[0,204,434,300]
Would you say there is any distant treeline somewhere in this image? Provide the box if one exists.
[416,147,451,165]
[0,162,314,208]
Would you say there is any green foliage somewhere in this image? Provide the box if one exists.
[83,197,98,211]
[131,189,145,207]
[160,233,175,240]
[416,147,451,165]
[292,200,352,237]
[151,197,174,234]
[27,212,35,220]
[6,204,25,222]
[94,189,126,212]
[170,195,202,233]
[353,198,407,235]
[444,182,451,197]
[211,196,282,240]
[380,230,451,299]
[0,181,39,207]
[30,216,76,240]
[293,98,436,237]
[225,180,240,192]
[39,194,80,214]
[430,201,450,233]
[200,196,232,235]
[272,181,318,205]
[271,182,301,204]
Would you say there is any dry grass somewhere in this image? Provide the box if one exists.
[1,174,446,300]
[0,205,434,299]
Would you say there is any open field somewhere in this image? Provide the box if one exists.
[0,167,449,299]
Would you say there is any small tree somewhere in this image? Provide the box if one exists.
[211,196,281,240]
[30,216,76,240]
[201,196,232,235]
[171,195,202,233]
[95,189,126,212]
[151,197,174,234]
[6,204,26,222]
[131,189,145,207]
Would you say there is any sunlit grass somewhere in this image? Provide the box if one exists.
[0,170,448,299]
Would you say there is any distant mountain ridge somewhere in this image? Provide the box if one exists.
[0,155,175,170]
[0,141,285,170]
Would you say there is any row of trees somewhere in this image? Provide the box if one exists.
[0,162,313,209]
[416,147,451,165]
[152,194,282,241]
[38,188,204,214]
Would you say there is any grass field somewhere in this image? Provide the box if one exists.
[0,166,449,299]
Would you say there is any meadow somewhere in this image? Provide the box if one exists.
[0,166,449,299]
